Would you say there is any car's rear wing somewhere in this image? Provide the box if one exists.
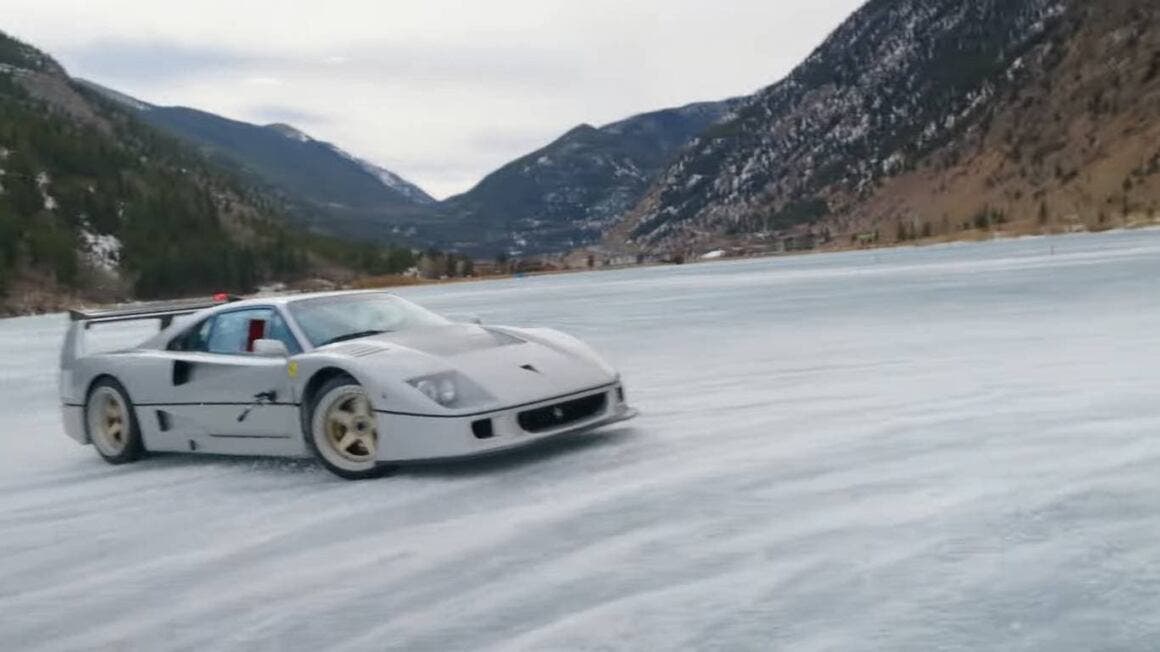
[62,294,241,368]
[68,295,241,329]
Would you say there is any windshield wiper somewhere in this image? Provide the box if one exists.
[319,330,388,346]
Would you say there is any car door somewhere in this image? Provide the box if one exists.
[140,307,301,454]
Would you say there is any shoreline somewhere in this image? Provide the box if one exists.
[4,222,1159,320]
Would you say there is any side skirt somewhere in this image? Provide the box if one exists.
[139,404,307,458]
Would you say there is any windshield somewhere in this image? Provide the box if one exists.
[288,293,451,347]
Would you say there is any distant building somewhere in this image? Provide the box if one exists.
[562,251,595,269]
[602,254,637,267]
[472,260,501,276]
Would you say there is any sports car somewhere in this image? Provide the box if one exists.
[59,291,637,479]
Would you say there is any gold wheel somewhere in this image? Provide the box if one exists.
[85,380,142,464]
[323,390,377,464]
[89,386,129,456]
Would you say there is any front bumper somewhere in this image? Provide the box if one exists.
[374,385,637,462]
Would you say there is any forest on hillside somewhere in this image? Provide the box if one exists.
[0,32,429,308]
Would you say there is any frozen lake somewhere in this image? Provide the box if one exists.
[3,229,1160,650]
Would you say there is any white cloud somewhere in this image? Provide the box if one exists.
[2,0,865,199]
[244,76,284,86]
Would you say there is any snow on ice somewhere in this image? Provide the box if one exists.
[2,229,1160,650]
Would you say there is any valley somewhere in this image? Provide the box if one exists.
[2,0,1159,311]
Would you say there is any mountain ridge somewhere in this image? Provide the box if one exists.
[436,98,741,255]
[13,0,1155,265]
[77,80,436,240]
[612,0,1160,251]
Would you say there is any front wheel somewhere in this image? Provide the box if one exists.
[85,378,145,465]
[305,376,392,480]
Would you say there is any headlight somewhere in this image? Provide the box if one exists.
[437,378,456,404]
[409,374,458,406]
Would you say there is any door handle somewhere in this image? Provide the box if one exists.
[237,390,278,422]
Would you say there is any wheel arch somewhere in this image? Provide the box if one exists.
[297,366,393,479]
[74,373,122,445]
[85,373,124,401]
[302,367,357,407]
[300,366,357,431]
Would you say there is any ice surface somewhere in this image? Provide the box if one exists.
[3,230,1160,650]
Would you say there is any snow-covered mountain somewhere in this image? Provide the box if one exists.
[42,0,1160,259]
[76,80,741,255]
[436,100,740,254]
[614,0,1160,251]
[78,81,436,239]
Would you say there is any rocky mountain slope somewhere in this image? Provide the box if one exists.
[615,0,1160,251]
[436,100,738,255]
[0,31,417,313]
[79,81,435,241]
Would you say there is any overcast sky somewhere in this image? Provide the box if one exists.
[4,0,864,199]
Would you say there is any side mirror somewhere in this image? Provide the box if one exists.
[253,339,290,358]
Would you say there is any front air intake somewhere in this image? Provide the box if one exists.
[471,419,495,440]
[517,393,607,433]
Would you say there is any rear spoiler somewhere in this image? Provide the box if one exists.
[68,295,242,329]
[61,294,242,370]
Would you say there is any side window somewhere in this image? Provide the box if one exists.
[267,312,302,354]
[167,308,301,355]
[168,319,213,352]
[206,309,274,354]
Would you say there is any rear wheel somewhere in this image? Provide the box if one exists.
[305,376,392,480]
[85,378,145,465]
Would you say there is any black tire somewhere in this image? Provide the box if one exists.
[303,375,393,480]
[84,377,145,465]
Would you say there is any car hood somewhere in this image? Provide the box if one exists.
[339,324,616,407]
[377,323,524,358]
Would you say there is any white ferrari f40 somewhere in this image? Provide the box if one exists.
[60,291,636,479]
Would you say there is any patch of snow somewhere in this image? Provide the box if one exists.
[322,143,434,205]
[361,163,435,205]
[35,172,56,211]
[609,158,642,180]
[882,152,906,174]
[267,123,312,142]
[122,96,151,111]
[107,91,150,112]
[79,230,122,272]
